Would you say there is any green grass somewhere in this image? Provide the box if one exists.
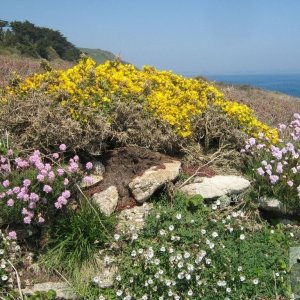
[41,200,116,274]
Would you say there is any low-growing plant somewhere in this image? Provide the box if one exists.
[243,113,300,209]
[0,144,91,225]
[40,200,116,276]
[100,193,292,299]
[0,230,21,298]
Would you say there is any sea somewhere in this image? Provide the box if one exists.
[203,74,300,99]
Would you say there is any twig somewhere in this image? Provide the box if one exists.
[54,268,72,287]
[7,259,23,300]
[177,165,204,189]
[177,146,228,189]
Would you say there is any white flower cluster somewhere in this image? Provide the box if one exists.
[0,230,21,293]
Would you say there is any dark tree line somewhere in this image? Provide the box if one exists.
[0,20,80,61]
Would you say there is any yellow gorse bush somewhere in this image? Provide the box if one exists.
[4,57,278,142]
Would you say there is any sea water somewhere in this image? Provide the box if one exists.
[205,74,300,99]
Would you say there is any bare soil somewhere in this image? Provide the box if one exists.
[85,146,175,208]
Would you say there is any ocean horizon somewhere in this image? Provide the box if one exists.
[203,74,300,99]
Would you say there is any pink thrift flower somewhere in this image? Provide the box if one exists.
[28,202,36,209]
[2,180,10,188]
[73,155,79,162]
[62,190,71,199]
[68,162,79,173]
[287,181,294,187]
[257,167,265,176]
[276,163,283,174]
[278,123,287,131]
[40,169,48,176]
[57,196,67,205]
[6,189,13,196]
[21,207,29,215]
[249,138,256,146]
[265,164,272,171]
[45,163,52,171]
[33,191,42,199]
[48,171,55,182]
[8,231,17,240]
[15,157,29,169]
[86,162,93,170]
[23,179,31,187]
[266,170,272,176]
[23,194,29,202]
[43,185,52,194]
[7,199,14,206]
[23,216,32,224]
[54,201,62,209]
[35,162,45,170]
[57,168,65,176]
[13,187,20,194]
[17,192,25,200]
[270,175,279,184]
[37,174,45,182]
[52,153,59,159]
[83,176,94,184]
[64,178,69,186]
[59,144,67,151]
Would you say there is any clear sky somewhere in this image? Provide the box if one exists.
[2,0,300,75]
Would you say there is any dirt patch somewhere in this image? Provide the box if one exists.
[86,146,176,207]
[181,164,216,178]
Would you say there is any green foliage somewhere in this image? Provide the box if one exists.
[0,20,80,61]
[41,201,116,275]
[106,193,292,299]
[25,290,57,300]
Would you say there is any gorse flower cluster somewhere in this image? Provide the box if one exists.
[0,230,21,294]
[0,144,93,225]
[213,98,279,143]
[243,113,300,208]
[4,58,277,140]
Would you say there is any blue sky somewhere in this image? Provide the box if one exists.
[2,0,300,75]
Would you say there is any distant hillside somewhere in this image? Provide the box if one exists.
[79,47,127,64]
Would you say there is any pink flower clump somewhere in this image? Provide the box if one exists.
[243,113,300,204]
[0,144,84,225]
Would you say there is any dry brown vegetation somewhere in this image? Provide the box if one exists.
[0,93,184,155]
[1,55,299,173]
[217,83,300,126]
[0,55,73,87]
